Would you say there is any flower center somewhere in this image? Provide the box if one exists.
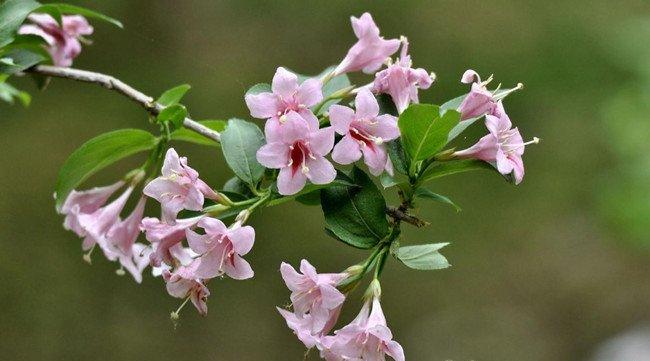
[350,120,383,148]
[288,140,313,175]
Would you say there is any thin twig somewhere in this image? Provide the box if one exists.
[27,65,221,142]
[386,206,430,227]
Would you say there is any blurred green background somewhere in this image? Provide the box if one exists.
[1,1,649,360]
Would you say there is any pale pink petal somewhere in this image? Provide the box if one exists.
[280,262,304,292]
[194,252,222,279]
[245,92,280,119]
[228,226,255,255]
[225,255,254,280]
[361,144,389,176]
[309,127,335,156]
[272,67,299,99]
[296,78,323,107]
[280,112,311,144]
[329,105,355,135]
[319,284,346,309]
[185,229,212,254]
[277,166,307,195]
[198,217,227,235]
[461,69,481,84]
[355,88,380,119]
[332,135,362,165]
[257,142,290,169]
[305,157,336,185]
[372,114,400,141]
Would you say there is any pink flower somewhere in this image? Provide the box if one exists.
[140,215,204,267]
[457,69,497,121]
[245,67,323,142]
[185,218,255,280]
[320,298,405,361]
[143,148,220,222]
[162,261,210,316]
[372,37,434,113]
[75,185,134,253]
[256,112,336,195]
[19,14,93,67]
[59,180,125,237]
[103,197,150,283]
[334,13,400,76]
[454,102,538,184]
[330,89,400,176]
[278,259,347,348]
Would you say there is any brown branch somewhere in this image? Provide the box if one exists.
[386,206,430,228]
[27,65,221,142]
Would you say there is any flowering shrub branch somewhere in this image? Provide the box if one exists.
[1,1,540,359]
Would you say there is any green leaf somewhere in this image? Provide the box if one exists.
[395,243,451,270]
[220,118,266,186]
[156,104,187,128]
[386,139,409,175]
[0,80,30,106]
[0,48,45,74]
[245,83,271,97]
[398,104,460,164]
[447,116,481,142]
[156,84,190,107]
[440,94,464,112]
[0,0,41,48]
[38,3,122,28]
[169,119,225,146]
[222,176,254,197]
[321,167,389,249]
[415,188,461,212]
[55,129,158,211]
[419,159,503,184]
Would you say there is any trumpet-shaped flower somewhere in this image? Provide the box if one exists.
[143,148,220,222]
[457,69,497,120]
[59,180,125,237]
[140,215,204,267]
[372,37,435,113]
[454,102,537,184]
[245,67,322,142]
[334,13,400,76]
[19,14,93,67]
[330,89,400,176]
[320,297,405,361]
[256,112,335,195]
[162,261,210,316]
[185,218,255,280]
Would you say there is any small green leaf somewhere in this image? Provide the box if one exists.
[447,116,481,142]
[395,243,451,270]
[157,84,191,107]
[0,48,45,74]
[245,83,271,97]
[419,159,504,184]
[38,3,123,28]
[55,129,158,211]
[0,0,41,48]
[415,188,461,212]
[220,118,266,186]
[321,167,389,249]
[169,119,225,146]
[398,104,460,164]
[0,80,30,106]
[386,139,410,175]
[157,104,187,128]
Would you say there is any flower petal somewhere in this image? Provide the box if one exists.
[272,67,299,99]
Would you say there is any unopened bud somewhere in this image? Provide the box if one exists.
[343,265,364,278]
[82,253,92,265]
[235,209,251,224]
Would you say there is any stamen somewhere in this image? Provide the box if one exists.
[481,74,494,87]
[301,165,310,174]
[494,82,524,101]
[115,266,125,276]
[430,72,437,82]
[279,114,288,123]
[83,245,96,265]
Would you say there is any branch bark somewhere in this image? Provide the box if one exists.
[386,206,430,227]
[27,65,221,142]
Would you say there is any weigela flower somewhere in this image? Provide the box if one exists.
[143,148,220,222]
[454,102,538,184]
[319,297,405,361]
[185,218,255,280]
[60,180,125,237]
[245,67,323,142]
[162,261,210,316]
[372,37,435,113]
[19,14,93,67]
[334,12,400,76]
[330,89,400,176]
[256,112,335,195]
[140,215,205,267]
[457,69,497,120]
[103,197,150,283]
[278,259,347,348]
[75,185,134,254]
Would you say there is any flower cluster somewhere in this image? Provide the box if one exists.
[16,6,541,360]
